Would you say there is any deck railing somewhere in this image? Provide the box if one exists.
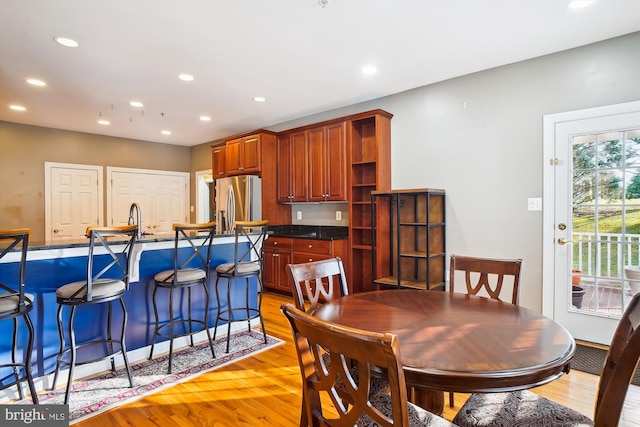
[572,232,640,279]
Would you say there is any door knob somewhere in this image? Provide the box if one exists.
[558,237,574,245]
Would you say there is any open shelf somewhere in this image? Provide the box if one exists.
[372,189,446,291]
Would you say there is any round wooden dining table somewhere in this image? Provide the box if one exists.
[313,289,576,414]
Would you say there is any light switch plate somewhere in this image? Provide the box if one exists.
[336,211,342,220]
[297,211,302,220]
[528,198,542,211]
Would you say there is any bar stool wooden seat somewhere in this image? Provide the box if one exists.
[51,225,138,404]
[214,220,268,353]
[149,222,216,374]
[0,228,38,404]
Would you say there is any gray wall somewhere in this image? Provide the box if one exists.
[0,122,191,242]
[263,32,640,311]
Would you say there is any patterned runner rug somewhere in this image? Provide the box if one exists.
[16,330,283,424]
[572,343,640,386]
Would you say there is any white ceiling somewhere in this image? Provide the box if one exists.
[1,0,639,147]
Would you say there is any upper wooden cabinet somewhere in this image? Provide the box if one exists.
[277,122,347,203]
[211,144,226,178]
[277,131,308,202]
[308,122,347,202]
[212,130,290,225]
[226,134,261,176]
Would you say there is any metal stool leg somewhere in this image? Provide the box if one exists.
[226,278,232,353]
[10,318,24,400]
[118,297,134,388]
[63,306,77,405]
[149,285,160,360]
[51,304,65,390]
[24,313,38,404]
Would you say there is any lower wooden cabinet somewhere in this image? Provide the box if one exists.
[263,237,348,295]
[263,237,293,293]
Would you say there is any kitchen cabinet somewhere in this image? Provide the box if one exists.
[212,130,290,225]
[372,189,446,291]
[226,134,261,176]
[263,237,293,293]
[263,236,348,294]
[277,131,308,202]
[308,122,347,202]
[211,144,226,178]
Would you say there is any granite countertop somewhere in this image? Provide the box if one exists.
[268,225,348,240]
[11,226,348,252]
[22,232,239,252]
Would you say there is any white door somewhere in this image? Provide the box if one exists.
[195,169,213,224]
[107,167,189,234]
[45,162,103,244]
[543,101,640,345]
[151,174,188,233]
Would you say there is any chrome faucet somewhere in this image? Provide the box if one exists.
[128,202,143,238]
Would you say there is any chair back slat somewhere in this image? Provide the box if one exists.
[449,254,523,304]
[286,257,349,314]
[83,225,138,301]
[281,303,410,427]
[594,292,640,426]
[171,222,216,281]
[0,228,31,313]
[227,220,268,276]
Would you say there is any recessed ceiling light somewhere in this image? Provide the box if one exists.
[27,78,46,87]
[178,74,194,81]
[53,36,79,48]
[161,130,172,135]
[362,65,377,75]
[253,96,266,102]
[9,105,26,111]
[130,101,144,108]
[200,116,211,121]
[97,119,110,125]
[568,0,596,9]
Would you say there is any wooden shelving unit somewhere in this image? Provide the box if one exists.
[372,189,446,291]
[347,110,392,293]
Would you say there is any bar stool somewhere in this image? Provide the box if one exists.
[51,225,138,404]
[149,222,216,374]
[214,220,269,353]
[0,228,38,404]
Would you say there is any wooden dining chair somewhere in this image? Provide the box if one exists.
[453,291,640,427]
[285,257,349,314]
[447,254,523,407]
[449,254,523,304]
[281,303,456,427]
[286,257,389,425]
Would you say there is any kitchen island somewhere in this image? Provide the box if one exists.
[0,233,257,400]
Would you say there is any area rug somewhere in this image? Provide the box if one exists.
[16,330,283,424]
[572,343,640,386]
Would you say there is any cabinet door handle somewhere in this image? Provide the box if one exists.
[308,244,312,248]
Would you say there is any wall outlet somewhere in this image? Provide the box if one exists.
[336,211,342,221]
[297,211,302,220]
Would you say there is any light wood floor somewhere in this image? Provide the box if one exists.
[77,292,640,427]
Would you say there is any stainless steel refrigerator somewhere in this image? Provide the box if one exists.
[214,175,262,234]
